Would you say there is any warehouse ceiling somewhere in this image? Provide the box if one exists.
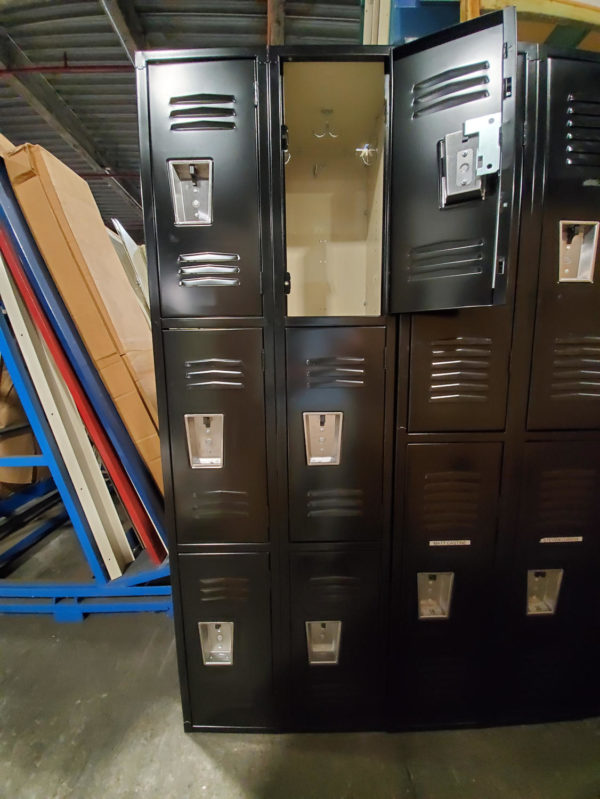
[0,0,362,241]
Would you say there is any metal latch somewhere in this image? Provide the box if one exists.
[440,113,501,207]
[199,621,234,665]
[306,620,342,665]
[463,113,502,176]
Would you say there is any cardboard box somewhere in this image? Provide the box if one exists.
[3,144,163,491]
[0,362,35,485]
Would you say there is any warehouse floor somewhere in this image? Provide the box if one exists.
[2,614,600,799]
[1,531,600,799]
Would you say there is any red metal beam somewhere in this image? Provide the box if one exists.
[0,228,167,565]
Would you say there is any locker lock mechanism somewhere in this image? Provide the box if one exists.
[306,620,342,665]
[199,621,234,665]
[440,113,501,207]
[303,412,343,466]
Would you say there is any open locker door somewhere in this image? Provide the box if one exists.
[389,9,517,313]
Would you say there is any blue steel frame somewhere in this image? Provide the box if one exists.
[0,261,171,621]
[0,164,166,544]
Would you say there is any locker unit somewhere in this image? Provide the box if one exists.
[138,12,600,731]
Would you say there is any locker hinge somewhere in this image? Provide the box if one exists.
[261,349,265,372]
[284,271,291,294]
[522,120,528,148]
[254,80,258,107]
[259,271,263,294]
[503,42,508,59]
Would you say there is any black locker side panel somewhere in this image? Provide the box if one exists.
[289,550,383,728]
[409,308,511,431]
[389,10,517,313]
[393,443,502,725]
[148,59,262,318]
[164,328,268,543]
[286,327,386,542]
[528,58,600,430]
[179,553,273,728]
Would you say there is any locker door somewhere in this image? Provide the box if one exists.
[286,327,386,542]
[289,549,383,729]
[498,442,600,720]
[179,553,273,729]
[147,59,262,318]
[389,9,517,312]
[164,328,268,544]
[528,57,600,430]
[392,443,502,725]
[409,307,512,431]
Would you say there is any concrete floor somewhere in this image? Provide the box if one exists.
[1,609,600,799]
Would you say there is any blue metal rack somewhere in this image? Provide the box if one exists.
[0,164,166,543]
[0,261,171,622]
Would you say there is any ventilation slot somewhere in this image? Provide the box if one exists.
[306,489,364,518]
[199,576,249,603]
[306,356,365,388]
[178,251,241,288]
[171,93,235,105]
[414,61,490,92]
[169,92,236,131]
[428,336,491,403]
[408,239,484,281]
[308,574,361,601]
[550,336,600,399]
[412,61,490,118]
[566,95,600,168]
[422,471,480,535]
[185,358,244,389]
[535,468,596,535]
[191,490,249,519]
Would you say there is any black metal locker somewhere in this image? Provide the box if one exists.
[391,443,502,725]
[163,328,268,544]
[528,57,600,431]
[147,59,263,319]
[408,308,512,431]
[286,327,387,542]
[178,553,273,729]
[288,549,383,729]
[133,10,600,734]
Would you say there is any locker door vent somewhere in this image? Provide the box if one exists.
[550,336,600,400]
[422,471,480,533]
[169,92,236,131]
[535,468,596,535]
[428,336,492,402]
[305,357,366,388]
[198,576,249,603]
[178,252,241,289]
[308,574,361,600]
[185,357,244,389]
[412,61,490,118]
[306,489,364,518]
[191,489,249,519]
[408,239,484,281]
[566,94,600,169]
